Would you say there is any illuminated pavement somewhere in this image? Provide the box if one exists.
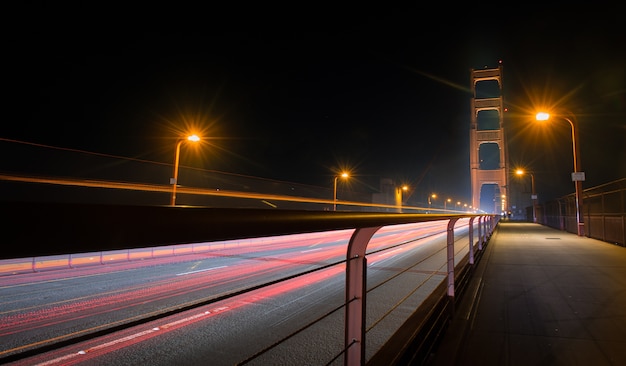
[428,222,626,365]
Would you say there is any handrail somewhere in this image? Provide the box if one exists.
[1,201,487,260]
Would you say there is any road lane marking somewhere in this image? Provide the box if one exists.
[38,307,231,365]
[176,266,226,276]
[301,248,323,253]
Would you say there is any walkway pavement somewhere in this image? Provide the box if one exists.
[428,222,626,366]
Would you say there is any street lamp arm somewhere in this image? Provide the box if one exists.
[332,172,349,211]
[563,116,584,236]
[172,140,184,183]
[170,135,201,206]
[563,117,581,174]
[170,139,185,206]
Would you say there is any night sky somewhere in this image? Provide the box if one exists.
[4,6,625,208]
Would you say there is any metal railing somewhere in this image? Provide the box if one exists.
[533,178,626,246]
[1,201,497,365]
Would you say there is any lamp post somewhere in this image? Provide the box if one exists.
[428,193,437,213]
[333,172,349,211]
[536,112,584,236]
[395,185,408,212]
[170,134,201,206]
[444,198,451,211]
[515,169,537,223]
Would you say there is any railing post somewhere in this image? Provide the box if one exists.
[468,217,476,265]
[345,226,381,366]
[447,218,460,302]
[477,216,483,250]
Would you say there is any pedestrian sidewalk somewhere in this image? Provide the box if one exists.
[428,222,626,366]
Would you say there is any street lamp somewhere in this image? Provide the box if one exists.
[170,134,201,206]
[333,172,349,211]
[444,198,451,211]
[536,112,584,236]
[515,169,537,223]
[395,185,408,212]
[428,193,437,213]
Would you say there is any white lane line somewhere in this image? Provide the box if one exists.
[301,248,323,253]
[176,266,226,276]
[40,308,228,365]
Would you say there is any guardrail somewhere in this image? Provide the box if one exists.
[1,201,497,365]
[530,178,625,246]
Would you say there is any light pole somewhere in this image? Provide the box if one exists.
[536,112,584,236]
[515,169,537,223]
[333,172,349,211]
[444,198,451,211]
[170,134,201,206]
[428,193,437,213]
[395,185,408,212]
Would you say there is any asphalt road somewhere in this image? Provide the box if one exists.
[1,220,474,365]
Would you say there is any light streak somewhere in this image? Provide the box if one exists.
[261,200,277,208]
[0,173,452,212]
[376,248,403,258]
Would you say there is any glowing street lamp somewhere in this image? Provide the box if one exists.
[333,172,349,211]
[536,112,584,236]
[444,198,451,211]
[170,134,201,206]
[428,193,437,212]
[515,169,537,223]
[395,185,409,212]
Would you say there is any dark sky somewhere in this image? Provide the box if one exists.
[4,5,625,207]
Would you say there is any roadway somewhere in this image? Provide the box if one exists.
[1,219,475,365]
[428,222,626,366]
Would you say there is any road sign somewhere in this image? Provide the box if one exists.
[572,172,586,181]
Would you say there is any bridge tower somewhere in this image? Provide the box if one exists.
[469,64,508,214]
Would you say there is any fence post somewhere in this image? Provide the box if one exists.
[345,226,381,366]
[447,218,460,303]
[468,217,476,265]
[477,216,483,250]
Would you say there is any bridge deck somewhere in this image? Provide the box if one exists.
[428,222,626,366]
